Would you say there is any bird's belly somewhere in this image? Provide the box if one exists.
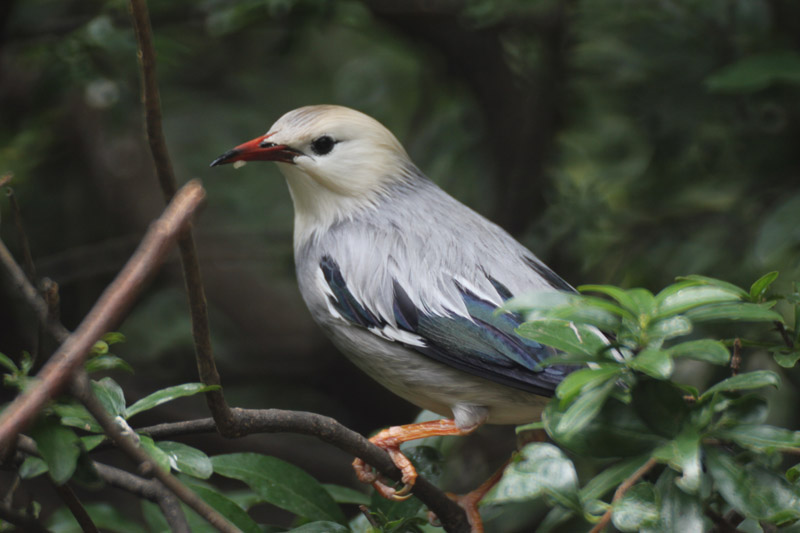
[325,323,549,426]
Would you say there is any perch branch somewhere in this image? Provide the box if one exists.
[128,0,233,430]
[0,180,206,455]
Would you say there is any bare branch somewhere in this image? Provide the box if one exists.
[128,0,233,432]
[0,180,206,455]
[51,483,99,533]
[71,372,238,533]
[136,409,472,532]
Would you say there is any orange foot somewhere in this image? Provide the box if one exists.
[352,419,477,500]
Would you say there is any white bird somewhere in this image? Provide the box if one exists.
[211,105,575,532]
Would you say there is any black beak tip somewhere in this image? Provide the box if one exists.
[209,149,239,168]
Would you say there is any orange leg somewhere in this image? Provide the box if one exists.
[429,460,510,533]
[352,419,478,500]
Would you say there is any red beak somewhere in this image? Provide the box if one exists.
[210,132,300,167]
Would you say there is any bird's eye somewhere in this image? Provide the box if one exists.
[310,135,336,156]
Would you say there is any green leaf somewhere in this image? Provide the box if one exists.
[705,447,800,522]
[628,349,673,380]
[85,355,134,374]
[632,380,690,438]
[518,318,610,358]
[705,52,800,93]
[51,403,101,433]
[48,502,146,533]
[685,302,783,323]
[700,370,781,401]
[555,365,623,403]
[579,285,639,315]
[555,378,617,439]
[653,427,701,493]
[647,316,692,341]
[0,352,18,374]
[156,441,213,479]
[101,332,126,345]
[81,434,106,452]
[787,464,800,484]
[483,443,581,511]
[322,484,370,505]
[655,284,742,318]
[668,340,730,365]
[138,435,171,473]
[611,482,659,532]
[626,288,657,317]
[544,397,664,457]
[19,456,48,479]
[212,453,346,524]
[91,377,127,418]
[186,483,261,533]
[750,271,780,302]
[126,383,220,418]
[287,522,350,533]
[712,424,800,452]
[647,469,707,533]
[773,350,800,369]
[30,417,81,485]
[676,275,749,298]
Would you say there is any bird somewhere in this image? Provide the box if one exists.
[211,105,577,532]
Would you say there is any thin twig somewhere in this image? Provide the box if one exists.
[0,181,206,455]
[4,182,36,283]
[71,372,238,533]
[775,321,795,349]
[52,483,99,533]
[128,0,233,431]
[0,503,51,533]
[589,457,659,533]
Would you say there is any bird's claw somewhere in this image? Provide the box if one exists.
[353,430,419,501]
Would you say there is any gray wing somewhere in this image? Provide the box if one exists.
[318,254,573,397]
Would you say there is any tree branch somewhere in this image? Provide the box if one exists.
[128,0,234,432]
[0,180,206,455]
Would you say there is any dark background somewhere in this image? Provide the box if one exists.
[2,0,799,529]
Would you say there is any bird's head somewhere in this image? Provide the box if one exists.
[211,105,414,198]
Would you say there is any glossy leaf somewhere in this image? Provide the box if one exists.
[676,275,749,298]
[578,284,639,313]
[555,365,622,402]
[47,502,146,533]
[646,469,707,533]
[186,483,261,533]
[518,318,609,358]
[668,340,730,365]
[91,377,127,418]
[554,378,617,440]
[685,302,783,323]
[85,355,133,374]
[126,383,220,418]
[773,350,800,369]
[712,424,800,452]
[51,403,101,433]
[19,456,48,479]
[611,482,659,532]
[157,441,213,479]
[653,427,701,493]
[212,453,346,524]
[700,370,781,401]
[30,417,81,484]
[647,316,692,341]
[138,435,171,473]
[750,271,780,301]
[484,443,581,511]
[705,447,800,523]
[628,349,673,380]
[655,285,742,318]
